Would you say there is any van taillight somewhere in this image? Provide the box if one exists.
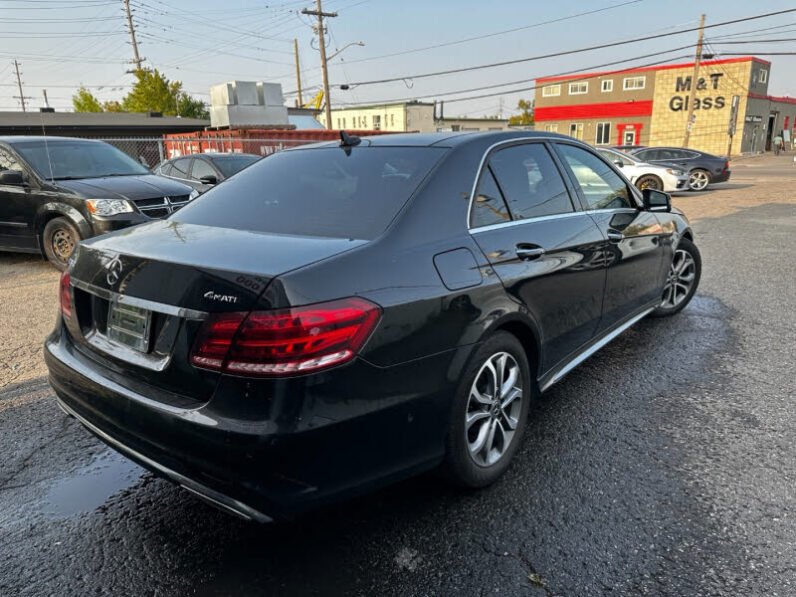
[190,298,381,377]
[59,272,72,319]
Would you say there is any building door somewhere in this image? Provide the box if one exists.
[623,129,636,145]
[766,113,777,151]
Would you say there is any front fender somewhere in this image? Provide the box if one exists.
[35,203,92,240]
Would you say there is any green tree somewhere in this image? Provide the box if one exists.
[122,68,208,118]
[508,99,534,126]
[72,86,103,113]
[103,100,124,112]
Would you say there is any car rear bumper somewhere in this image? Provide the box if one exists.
[45,324,462,520]
[712,170,731,183]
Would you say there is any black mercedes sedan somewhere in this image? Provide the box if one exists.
[628,146,731,191]
[0,137,195,269]
[45,132,701,522]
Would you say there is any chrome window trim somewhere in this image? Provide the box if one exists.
[71,278,208,320]
[469,211,586,234]
[466,135,569,232]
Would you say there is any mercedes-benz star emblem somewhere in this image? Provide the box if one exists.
[105,256,123,286]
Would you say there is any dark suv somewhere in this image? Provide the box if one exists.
[0,136,195,269]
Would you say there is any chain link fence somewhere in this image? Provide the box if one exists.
[99,136,322,169]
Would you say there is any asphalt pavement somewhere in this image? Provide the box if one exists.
[1,162,795,595]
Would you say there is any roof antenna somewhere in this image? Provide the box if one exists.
[339,130,361,148]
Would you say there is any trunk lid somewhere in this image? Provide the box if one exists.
[65,220,366,405]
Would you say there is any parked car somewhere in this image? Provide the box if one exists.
[156,152,261,193]
[597,147,689,192]
[0,137,196,269]
[612,144,647,152]
[628,146,731,191]
[46,132,701,522]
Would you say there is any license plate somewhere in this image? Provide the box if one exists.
[107,301,152,353]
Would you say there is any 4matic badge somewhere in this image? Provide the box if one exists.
[203,291,239,304]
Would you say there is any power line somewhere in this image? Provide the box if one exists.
[343,7,796,88]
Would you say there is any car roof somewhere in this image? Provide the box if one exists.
[0,135,106,145]
[292,130,574,152]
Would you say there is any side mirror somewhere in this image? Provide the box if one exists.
[199,174,218,185]
[0,170,25,186]
[642,188,671,212]
[613,159,624,168]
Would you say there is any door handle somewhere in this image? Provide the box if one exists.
[516,244,546,260]
[607,230,624,243]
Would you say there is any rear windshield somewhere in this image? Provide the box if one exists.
[173,146,446,240]
[214,155,260,177]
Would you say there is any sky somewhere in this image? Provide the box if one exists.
[1,0,794,117]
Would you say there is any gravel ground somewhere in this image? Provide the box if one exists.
[0,153,794,596]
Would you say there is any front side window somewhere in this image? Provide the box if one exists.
[0,147,24,173]
[556,144,633,210]
[470,168,510,228]
[12,140,148,180]
[542,84,561,97]
[623,76,646,90]
[170,158,191,178]
[595,122,611,145]
[488,143,573,220]
[569,82,588,95]
[174,147,446,240]
[191,158,216,181]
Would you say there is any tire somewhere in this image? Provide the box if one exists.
[651,237,701,317]
[42,217,81,271]
[635,174,663,191]
[443,331,533,488]
[687,169,710,191]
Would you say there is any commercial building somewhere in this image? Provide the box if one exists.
[319,101,511,133]
[534,56,796,156]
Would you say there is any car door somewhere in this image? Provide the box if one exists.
[469,141,608,374]
[0,145,38,251]
[553,142,668,330]
[165,157,199,190]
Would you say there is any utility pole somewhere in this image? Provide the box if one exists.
[301,0,337,129]
[682,13,705,148]
[13,60,26,112]
[42,89,50,108]
[293,38,304,107]
[123,0,145,71]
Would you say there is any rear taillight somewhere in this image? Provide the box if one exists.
[191,298,381,377]
[724,160,730,171]
[59,271,72,319]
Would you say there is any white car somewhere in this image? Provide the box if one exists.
[597,148,689,192]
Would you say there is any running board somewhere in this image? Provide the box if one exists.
[539,307,654,392]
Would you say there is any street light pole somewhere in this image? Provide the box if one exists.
[302,0,337,129]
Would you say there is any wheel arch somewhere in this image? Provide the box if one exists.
[35,204,91,251]
[488,314,542,382]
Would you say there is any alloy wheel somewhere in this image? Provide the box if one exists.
[661,248,696,309]
[688,170,709,191]
[638,176,661,191]
[465,352,524,467]
[51,228,75,261]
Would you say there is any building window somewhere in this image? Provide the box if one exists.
[569,123,584,140]
[601,80,613,93]
[362,115,369,128]
[542,84,561,97]
[544,124,558,132]
[390,114,395,127]
[759,69,768,83]
[372,115,381,130]
[595,122,611,145]
[342,117,346,128]
[623,76,646,90]
[568,82,588,95]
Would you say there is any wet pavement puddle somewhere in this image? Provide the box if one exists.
[42,449,144,518]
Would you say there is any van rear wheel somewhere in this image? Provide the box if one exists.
[42,217,81,271]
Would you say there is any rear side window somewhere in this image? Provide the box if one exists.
[488,144,573,219]
[159,162,172,176]
[174,147,445,240]
[471,168,510,228]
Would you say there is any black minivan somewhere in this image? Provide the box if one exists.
[0,136,195,269]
